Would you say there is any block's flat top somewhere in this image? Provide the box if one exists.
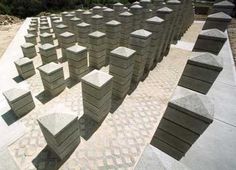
[24,34,36,38]
[76,9,84,12]
[119,11,133,16]
[70,17,81,21]
[21,42,34,49]
[111,47,136,59]
[91,14,103,19]
[40,26,50,30]
[103,8,114,12]
[114,2,124,6]
[39,43,55,51]
[170,94,214,123]
[83,11,92,14]
[131,29,152,39]
[67,44,87,54]
[3,88,30,103]
[56,24,68,29]
[157,7,173,13]
[14,57,32,66]
[77,22,90,27]
[40,32,52,38]
[59,31,74,38]
[65,13,74,17]
[189,52,223,71]
[38,62,62,74]
[89,31,106,38]
[81,70,112,89]
[199,28,227,40]
[214,0,235,7]
[208,12,232,20]
[38,113,77,136]
[130,4,143,9]
[106,20,121,26]
[146,16,164,23]
[167,0,181,4]
[61,11,69,15]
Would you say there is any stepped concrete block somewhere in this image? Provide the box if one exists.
[40,32,54,45]
[21,42,36,58]
[40,26,51,34]
[24,34,37,45]
[39,43,58,64]
[193,29,227,55]
[103,8,115,22]
[3,88,35,117]
[27,28,37,36]
[55,24,68,38]
[59,32,76,59]
[113,2,125,20]
[14,57,35,79]
[91,14,104,32]
[38,113,80,160]
[178,52,223,94]
[64,13,75,26]
[82,11,92,24]
[211,0,235,15]
[75,9,84,18]
[69,17,82,34]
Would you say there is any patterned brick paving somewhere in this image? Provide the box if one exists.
[7,22,197,170]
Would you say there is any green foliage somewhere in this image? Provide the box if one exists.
[0,3,11,14]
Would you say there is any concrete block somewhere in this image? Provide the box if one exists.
[39,26,51,34]
[21,43,36,58]
[14,57,35,79]
[24,33,37,45]
[40,32,54,45]
[211,0,235,15]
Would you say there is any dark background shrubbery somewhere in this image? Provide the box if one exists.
[0,0,135,18]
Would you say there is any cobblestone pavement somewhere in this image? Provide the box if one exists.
[6,21,201,170]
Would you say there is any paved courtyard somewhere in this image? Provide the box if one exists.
[0,17,235,170]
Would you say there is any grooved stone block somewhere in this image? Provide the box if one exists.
[202,12,232,32]
[66,45,88,81]
[91,14,104,32]
[75,9,84,18]
[39,62,65,96]
[21,43,36,58]
[130,5,143,31]
[178,52,223,94]
[55,24,68,37]
[109,47,135,99]
[76,22,91,47]
[3,88,35,117]
[81,70,113,122]
[14,57,35,79]
[40,26,51,34]
[193,29,227,55]
[24,34,37,45]
[103,8,115,22]
[82,11,92,24]
[39,43,58,64]
[151,92,214,160]
[211,0,235,15]
[58,32,76,59]
[40,32,54,45]
[37,113,80,160]
[119,11,133,46]
[69,17,81,34]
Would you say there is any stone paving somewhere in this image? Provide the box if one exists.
[1,19,201,169]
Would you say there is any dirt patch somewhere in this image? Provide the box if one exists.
[0,15,21,25]
[228,18,236,68]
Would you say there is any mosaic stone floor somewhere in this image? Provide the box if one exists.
[3,20,202,170]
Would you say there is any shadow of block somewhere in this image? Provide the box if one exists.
[66,77,79,89]
[1,110,18,126]
[141,70,150,82]
[35,90,56,104]
[78,114,103,140]
[58,57,67,63]
[13,76,24,83]
[32,145,70,170]
[110,96,125,113]
[128,82,139,95]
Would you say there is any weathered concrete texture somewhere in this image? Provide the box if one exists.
[69,17,81,34]
[38,113,80,160]
[105,20,121,65]
[130,4,143,31]
[75,9,84,18]
[14,57,35,79]
[66,44,88,81]
[21,42,36,58]
[38,62,65,96]
[82,11,92,24]
[3,88,35,117]
[211,0,235,15]
[92,6,103,15]
[24,34,37,45]
[39,43,58,65]
[81,70,113,122]
[76,22,91,48]
[193,29,227,55]
[64,13,75,27]
[178,52,223,94]
[91,14,104,32]
[151,92,214,160]
[58,32,76,59]
[129,29,152,83]
[39,26,51,34]
[113,2,125,20]
[109,47,135,99]
[88,31,106,69]
[140,0,153,27]
[55,24,68,38]
[103,8,115,23]
[203,12,232,32]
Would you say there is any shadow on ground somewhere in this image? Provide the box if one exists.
[1,110,18,125]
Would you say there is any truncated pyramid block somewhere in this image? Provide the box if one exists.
[178,52,223,94]
[39,43,58,64]
[40,32,54,45]
[21,43,37,58]
[24,34,37,45]
[193,29,227,55]
[81,70,113,122]
[203,12,232,32]
[14,57,35,79]
[59,32,76,59]
[211,0,235,15]
[3,88,35,117]
[38,113,80,160]
[109,47,135,98]
[39,62,65,96]
[151,92,214,160]
[66,45,88,80]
